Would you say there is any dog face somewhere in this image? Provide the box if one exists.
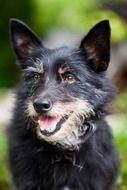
[10,19,111,149]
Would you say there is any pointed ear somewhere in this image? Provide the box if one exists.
[9,19,43,61]
[80,20,110,72]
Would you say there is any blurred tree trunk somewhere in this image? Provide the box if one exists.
[103,2,127,21]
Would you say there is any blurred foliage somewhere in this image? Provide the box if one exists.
[114,92,127,113]
[0,0,127,87]
[112,92,127,190]
[0,0,33,87]
[33,0,127,41]
[0,129,11,190]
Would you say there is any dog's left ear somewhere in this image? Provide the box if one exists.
[80,20,110,72]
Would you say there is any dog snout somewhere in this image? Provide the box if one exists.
[33,98,52,113]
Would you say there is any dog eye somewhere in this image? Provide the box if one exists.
[33,74,41,81]
[62,73,75,84]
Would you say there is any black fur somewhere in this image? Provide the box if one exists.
[8,19,119,190]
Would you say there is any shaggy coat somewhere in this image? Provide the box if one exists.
[8,19,119,190]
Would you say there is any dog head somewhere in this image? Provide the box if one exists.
[10,19,112,150]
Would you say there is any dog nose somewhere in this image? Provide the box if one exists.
[33,98,52,113]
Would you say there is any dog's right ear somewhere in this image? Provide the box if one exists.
[9,19,43,62]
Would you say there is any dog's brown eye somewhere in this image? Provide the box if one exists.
[33,74,40,81]
[62,73,75,84]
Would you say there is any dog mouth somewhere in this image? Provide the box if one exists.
[37,115,68,136]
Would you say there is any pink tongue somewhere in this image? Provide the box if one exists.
[38,116,61,130]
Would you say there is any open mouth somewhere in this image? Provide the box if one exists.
[38,115,68,136]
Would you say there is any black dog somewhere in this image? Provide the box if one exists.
[8,19,119,190]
